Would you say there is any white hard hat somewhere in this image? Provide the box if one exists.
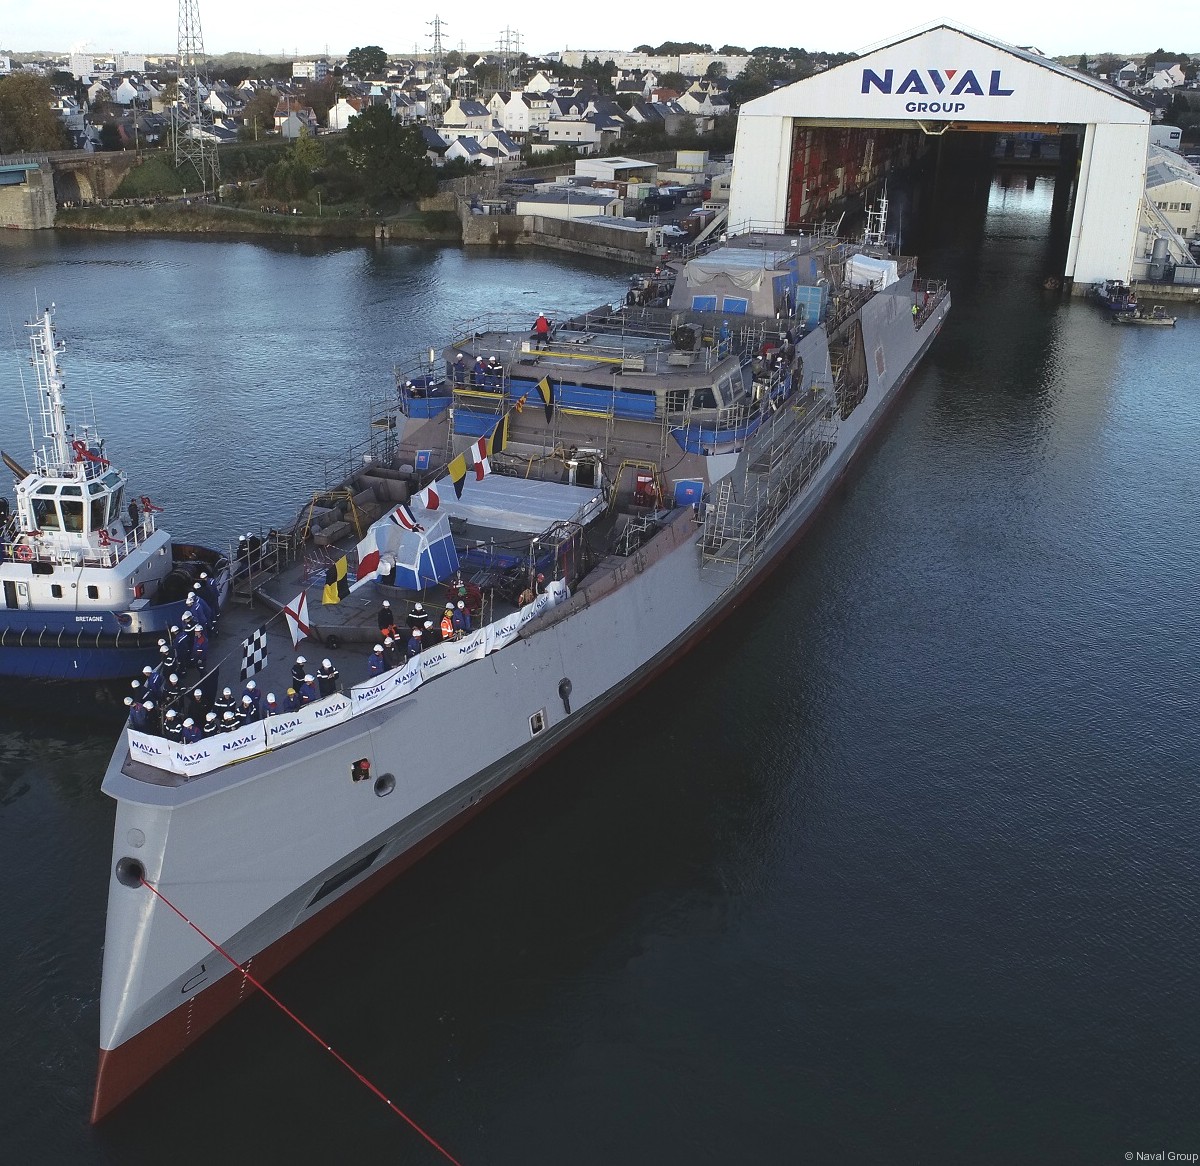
[205,711,217,722]
[183,718,194,727]
[373,644,383,652]
[296,655,306,664]
[266,693,276,703]
[142,666,153,676]
[168,673,178,684]
[322,659,332,668]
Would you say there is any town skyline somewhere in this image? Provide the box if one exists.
[3,4,1198,62]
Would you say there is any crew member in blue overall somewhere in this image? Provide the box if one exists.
[130,699,156,734]
[317,659,339,697]
[406,627,423,659]
[367,644,387,676]
[241,678,263,717]
[453,600,472,635]
[192,622,209,672]
[189,585,214,630]
[197,571,220,632]
[298,675,320,705]
[171,623,192,676]
[186,687,207,723]
[283,687,301,712]
[213,686,237,721]
[180,717,202,744]
[264,692,280,718]
[452,352,467,383]
[236,694,259,725]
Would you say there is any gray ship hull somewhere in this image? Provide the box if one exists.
[93,269,949,1120]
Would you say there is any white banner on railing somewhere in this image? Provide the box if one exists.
[170,721,268,777]
[485,609,524,654]
[350,655,423,714]
[421,627,487,682]
[128,729,176,768]
[264,694,352,747]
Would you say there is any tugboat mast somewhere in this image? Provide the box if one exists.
[29,307,73,474]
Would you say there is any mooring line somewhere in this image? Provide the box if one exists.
[140,877,464,1166]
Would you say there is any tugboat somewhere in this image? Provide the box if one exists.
[1092,279,1138,314]
[0,306,230,684]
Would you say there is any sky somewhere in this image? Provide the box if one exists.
[2,3,1196,60]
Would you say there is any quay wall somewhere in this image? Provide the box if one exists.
[0,164,56,229]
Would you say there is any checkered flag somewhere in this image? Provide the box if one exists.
[239,625,268,681]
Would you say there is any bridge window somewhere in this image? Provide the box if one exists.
[61,499,83,532]
[33,496,60,531]
[90,495,106,531]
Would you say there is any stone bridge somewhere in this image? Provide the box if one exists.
[0,150,141,228]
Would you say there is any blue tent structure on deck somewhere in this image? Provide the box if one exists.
[381,513,459,590]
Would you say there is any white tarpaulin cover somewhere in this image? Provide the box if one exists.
[418,475,603,534]
[845,254,900,289]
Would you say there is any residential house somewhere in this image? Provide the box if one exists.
[419,125,450,165]
[444,136,493,167]
[479,129,522,160]
[204,86,243,117]
[327,95,366,131]
[544,117,602,153]
[274,99,320,139]
[440,97,492,142]
[524,71,557,95]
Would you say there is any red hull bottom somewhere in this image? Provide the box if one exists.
[91,330,940,1122]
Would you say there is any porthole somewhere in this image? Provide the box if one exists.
[115,856,145,888]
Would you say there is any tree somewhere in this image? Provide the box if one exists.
[291,125,324,169]
[718,45,747,55]
[345,45,388,78]
[98,123,123,151]
[705,61,727,81]
[345,105,436,203]
[0,74,70,152]
[444,50,463,71]
[240,87,279,141]
[304,78,337,124]
[1077,54,1090,72]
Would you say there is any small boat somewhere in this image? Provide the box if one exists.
[1111,305,1177,326]
[1092,279,1138,313]
[0,306,230,685]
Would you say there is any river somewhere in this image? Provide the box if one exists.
[0,185,1197,1164]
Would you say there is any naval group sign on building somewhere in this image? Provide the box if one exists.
[728,21,1150,289]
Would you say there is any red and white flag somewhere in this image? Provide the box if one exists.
[415,482,440,510]
[355,530,381,582]
[282,591,311,648]
[389,503,424,532]
[469,436,491,482]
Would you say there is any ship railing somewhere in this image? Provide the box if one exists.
[2,513,159,568]
[317,404,399,494]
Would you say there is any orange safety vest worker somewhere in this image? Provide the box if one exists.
[441,613,454,639]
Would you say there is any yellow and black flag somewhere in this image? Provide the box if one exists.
[448,453,469,499]
[490,411,509,457]
[535,376,554,422]
[322,555,350,605]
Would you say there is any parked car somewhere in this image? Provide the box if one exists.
[659,224,687,238]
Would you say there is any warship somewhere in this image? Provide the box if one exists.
[92,202,950,1119]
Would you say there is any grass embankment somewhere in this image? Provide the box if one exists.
[60,148,463,240]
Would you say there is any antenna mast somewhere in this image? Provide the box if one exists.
[175,0,221,195]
